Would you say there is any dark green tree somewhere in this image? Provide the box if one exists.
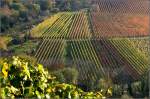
[38,0,52,11]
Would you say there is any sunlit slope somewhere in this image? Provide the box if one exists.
[30,11,149,83]
[31,12,91,39]
[31,13,62,38]
[90,12,149,38]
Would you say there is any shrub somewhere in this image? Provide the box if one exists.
[0,36,12,50]
[0,56,56,98]
[52,70,66,83]
[0,56,111,98]
[53,67,78,84]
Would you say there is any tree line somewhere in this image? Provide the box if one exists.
[0,0,91,32]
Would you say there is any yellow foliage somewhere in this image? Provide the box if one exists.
[107,87,112,96]
[31,13,62,38]
[2,62,9,78]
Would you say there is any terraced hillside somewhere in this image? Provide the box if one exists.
[31,0,149,84]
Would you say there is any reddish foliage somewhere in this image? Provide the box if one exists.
[91,12,149,37]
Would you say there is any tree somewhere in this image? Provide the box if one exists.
[9,10,19,27]
[1,0,13,7]
[26,3,40,18]
[0,13,10,32]
[32,4,40,14]
[70,0,81,11]
[62,67,78,84]
[19,9,28,21]
[10,3,25,10]
[38,0,52,11]
[52,67,78,84]
[55,0,71,11]
[12,0,20,3]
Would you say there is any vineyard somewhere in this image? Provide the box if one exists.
[90,0,149,37]
[128,37,149,58]
[30,8,149,85]
[90,12,149,37]
[31,12,91,39]
[91,0,150,15]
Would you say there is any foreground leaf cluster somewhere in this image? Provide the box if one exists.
[0,56,111,98]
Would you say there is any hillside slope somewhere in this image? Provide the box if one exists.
[30,11,149,83]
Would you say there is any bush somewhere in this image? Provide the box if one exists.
[0,56,55,98]
[10,3,25,11]
[0,36,12,50]
[0,56,111,98]
[52,67,78,84]
[61,68,78,84]
[19,9,28,21]
[52,70,65,83]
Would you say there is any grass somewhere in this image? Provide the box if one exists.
[8,40,39,55]
[0,36,12,50]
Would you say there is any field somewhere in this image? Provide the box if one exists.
[91,0,150,15]
[30,9,149,85]
[90,12,149,37]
